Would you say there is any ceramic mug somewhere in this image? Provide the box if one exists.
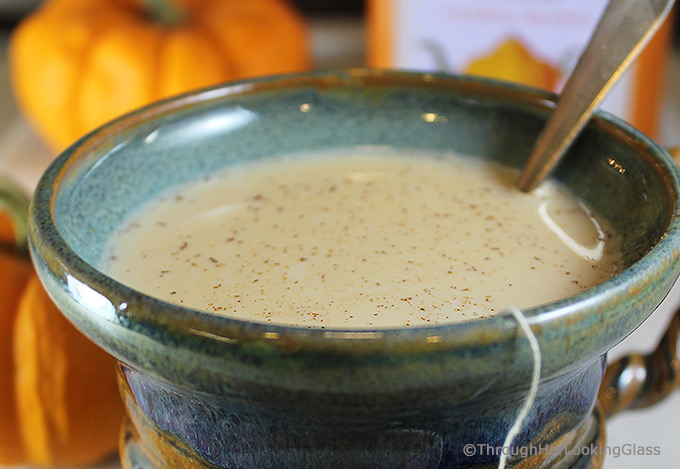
[28,70,680,468]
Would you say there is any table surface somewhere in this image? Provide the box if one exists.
[1,24,679,468]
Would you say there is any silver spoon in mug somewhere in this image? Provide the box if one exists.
[517,0,675,192]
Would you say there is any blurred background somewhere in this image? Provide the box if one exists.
[0,1,679,468]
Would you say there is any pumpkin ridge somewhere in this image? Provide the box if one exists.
[65,43,89,154]
[0,252,32,464]
[194,10,242,78]
[0,177,35,463]
[14,276,55,464]
[69,6,135,147]
[151,27,167,103]
[192,22,235,80]
[8,11,72,150]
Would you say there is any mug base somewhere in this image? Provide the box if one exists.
[119,398,605,469]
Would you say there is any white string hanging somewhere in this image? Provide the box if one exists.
[498,307,542,469]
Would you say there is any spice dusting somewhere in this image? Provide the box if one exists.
[103,149,622,329]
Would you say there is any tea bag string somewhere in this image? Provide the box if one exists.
[498,307,542,469]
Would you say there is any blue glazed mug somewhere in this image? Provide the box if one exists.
[28,70,680,468]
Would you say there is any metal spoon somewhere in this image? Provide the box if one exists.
[517,0,675,192]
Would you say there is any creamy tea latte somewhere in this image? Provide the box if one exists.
[103,149,622,328]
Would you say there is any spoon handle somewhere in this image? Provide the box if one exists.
[517,0,675,192]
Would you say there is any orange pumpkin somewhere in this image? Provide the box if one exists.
[0,177,124,466]
[9,0,310,152]
[0,189,33,465]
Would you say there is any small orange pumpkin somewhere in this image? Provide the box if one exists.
[0,177,124,466]
[10,0,310,152]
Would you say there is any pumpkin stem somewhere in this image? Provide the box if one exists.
[0,175,29,256]
[143,0,185,26]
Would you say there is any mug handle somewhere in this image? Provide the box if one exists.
[598,146,680,418]
[598,308,680,418]
[0,175,29,253]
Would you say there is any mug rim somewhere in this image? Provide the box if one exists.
[28,69,680,358]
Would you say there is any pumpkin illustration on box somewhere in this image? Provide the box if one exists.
[9,0,310,152]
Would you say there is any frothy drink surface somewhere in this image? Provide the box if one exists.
[103,150,621,328]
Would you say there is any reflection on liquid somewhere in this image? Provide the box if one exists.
[538,199,605,262]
